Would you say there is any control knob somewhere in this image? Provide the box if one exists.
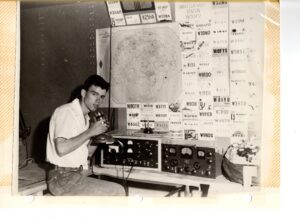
[184,166,190,173]
[170,159,179,167]
[193,162,200,170]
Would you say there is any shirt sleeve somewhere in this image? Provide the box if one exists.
[53,107,77,140]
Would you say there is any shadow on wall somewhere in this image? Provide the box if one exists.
[31,85,83,163]
[32,116,51,163]
[69,85,83,102]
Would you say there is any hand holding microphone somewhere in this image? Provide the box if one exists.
[90,111,114,144]
[89,111,108,135]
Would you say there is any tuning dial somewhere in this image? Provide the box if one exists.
[206,170,211,176]
[191,169,197,174]
[207,151,213,157]
[127,158,133,163]
[207,159,213,164]
[193,162,200,170]
[184,166,190,173]
[170,159,178,167]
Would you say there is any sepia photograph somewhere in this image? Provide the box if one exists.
[0,0,281,209]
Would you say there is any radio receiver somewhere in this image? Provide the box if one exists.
[101,136,161,171]
[161,144,216,178]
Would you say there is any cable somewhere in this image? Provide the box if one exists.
[122,164,134,197]
[115,139,132,196]
[108,24,112,129]
[165,185,185,197]
[125,165,134,181]
[122,162,129,196]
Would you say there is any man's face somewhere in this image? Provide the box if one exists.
[81,85,107,112]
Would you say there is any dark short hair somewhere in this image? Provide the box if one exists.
[83,75,110,91]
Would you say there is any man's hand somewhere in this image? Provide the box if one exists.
[88,120,109,137]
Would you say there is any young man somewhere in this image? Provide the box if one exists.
[46,75,125,196]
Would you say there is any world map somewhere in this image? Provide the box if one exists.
[109,23,182,107]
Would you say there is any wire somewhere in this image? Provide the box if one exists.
[122,164,134,197]
[122,162,130,196]
[125,164,134,181]
[122,164,125,182]
[165,185,185,197]
[108,24,112,128]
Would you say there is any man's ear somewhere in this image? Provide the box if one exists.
[81,89,86,99]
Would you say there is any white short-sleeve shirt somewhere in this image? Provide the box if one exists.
[46,98,90,169]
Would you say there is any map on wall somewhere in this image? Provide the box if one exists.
[97,23,182,107]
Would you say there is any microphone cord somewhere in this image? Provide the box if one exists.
[115,139,135,196]
[122,164,134,196]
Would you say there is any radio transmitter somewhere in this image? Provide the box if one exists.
[101,136,161,171]
[161,144,216,178]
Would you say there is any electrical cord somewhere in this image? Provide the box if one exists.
[116,139,135,196]
[125,164,134,181]
[164,185,185,197]
[122,163,134,197]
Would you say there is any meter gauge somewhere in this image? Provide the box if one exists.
[108,145,119,153]
[180,147,193,159]
[168,147,177,156]
[197,150,205,159]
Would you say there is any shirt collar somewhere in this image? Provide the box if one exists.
[72,98,90,126]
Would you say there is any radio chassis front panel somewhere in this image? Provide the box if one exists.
[101,136,162,171]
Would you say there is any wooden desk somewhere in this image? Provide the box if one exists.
[93,130,259,197]
[93,165,254,197]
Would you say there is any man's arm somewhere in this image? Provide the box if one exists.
[55,120,108,157]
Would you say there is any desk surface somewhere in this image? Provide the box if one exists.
[93,130,256,195]
[18,162,48,195]
[92,165,253,195]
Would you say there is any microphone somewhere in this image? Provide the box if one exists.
[115,139,124,148]
[92,111,114,145]
[95,111,104,121]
